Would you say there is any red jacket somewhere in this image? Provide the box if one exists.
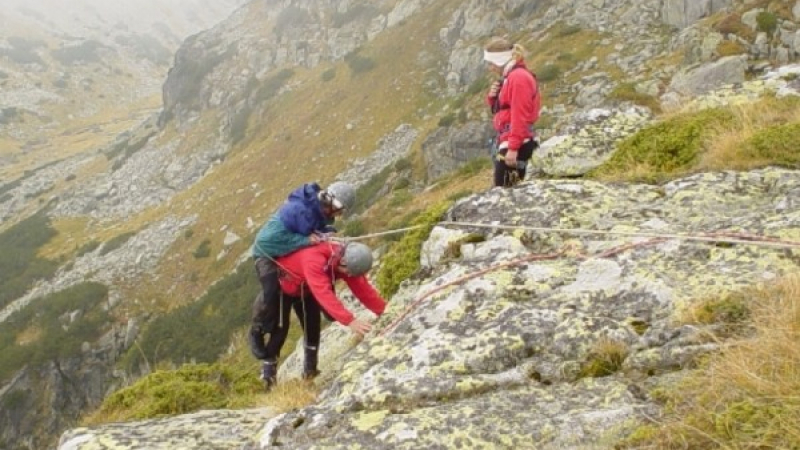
[276,242,386,325]
[486,61,540,151]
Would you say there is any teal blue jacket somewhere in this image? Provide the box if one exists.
[253,214,312,258]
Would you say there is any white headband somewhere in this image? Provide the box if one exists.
[483,50,513,67]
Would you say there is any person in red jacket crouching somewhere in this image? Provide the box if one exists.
[259,240,386,389]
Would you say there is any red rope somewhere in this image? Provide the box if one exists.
[376,237,672,338]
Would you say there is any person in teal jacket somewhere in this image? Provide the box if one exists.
[249,181,356,386]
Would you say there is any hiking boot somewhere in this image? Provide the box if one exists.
[302,346,320,381]
[260,360,277,390]
[248,326,269,360]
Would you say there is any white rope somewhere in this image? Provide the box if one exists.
[335,221,800,250]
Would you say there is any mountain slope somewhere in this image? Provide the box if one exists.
[3,0,800,448]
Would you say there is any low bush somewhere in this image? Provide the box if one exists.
[589,108,734,182]
[376,201,451,297]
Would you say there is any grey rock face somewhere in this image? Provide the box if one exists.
[661,0,732,29]
[255,167,800,449]
[532,106,652,177]
[59,408,277,450]
[668,55,748,96]
[421,121,494,181]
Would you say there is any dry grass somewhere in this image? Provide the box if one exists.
[579,337,629,378]
[623,274,800,449]
[698,96,800,171]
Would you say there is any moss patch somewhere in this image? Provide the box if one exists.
[739,122,800,169]
[589,108,734,183]
[376,201,452,298]
[90,362,263,422]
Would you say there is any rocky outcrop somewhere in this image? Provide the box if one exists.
[532,106,652,177]
[661,0,732,29]
[1,322,132,450]
[254,167,800,448]
[59,408,276,450]
[667,55,748,96]
[58,167,800,449]
[335,124,419,188]
[421,121,494,181]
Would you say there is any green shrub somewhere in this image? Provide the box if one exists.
[589,108,734,182]
[756,11,778,36]
[193,239,212,259]
[321,68,336,82]
[96,362,262,420]
[393,177,411,190]
[99,232,136,256]
[345,53,376,74]
[741,122,800,168]
[394,158,412,172]
[438,113,456,127]
[376,201,451,297]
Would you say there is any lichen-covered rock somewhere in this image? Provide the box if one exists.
[257,168,800,449]
[531,107,652,177]
[59,408,276,450]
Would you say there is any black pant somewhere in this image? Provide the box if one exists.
[493,139,537,187]
[251,258,321,360]
[262,291,321,360]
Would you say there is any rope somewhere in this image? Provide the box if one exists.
[378,222,800,337]
[377,236,672,338]
[338,221,800,250]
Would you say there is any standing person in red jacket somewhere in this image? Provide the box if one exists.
[484,37,541,187]
[259,241,385,389]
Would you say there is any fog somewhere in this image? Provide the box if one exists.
[0,0,246,39]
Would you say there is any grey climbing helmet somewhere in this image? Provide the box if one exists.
[326,181,356,212]
[341,242,373,276]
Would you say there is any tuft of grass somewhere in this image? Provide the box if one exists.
[589,108,734,183]
[716,40,748,57]
[620,275,800,449]
[756,11,778,36]
[441,233,486,261]
[676,292,750,327]
[375,201,451,298]
[578,338,629,378]
[699,95,800,171]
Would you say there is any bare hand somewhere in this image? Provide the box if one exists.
[504,150,518,168]
[488,80,501,97]
[309,233,322,244]
[348,319,372,337]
